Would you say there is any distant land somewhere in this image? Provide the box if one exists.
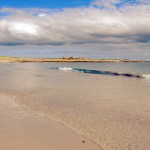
[0,56,150,63]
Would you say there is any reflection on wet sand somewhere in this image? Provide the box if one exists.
[0,63,150,150]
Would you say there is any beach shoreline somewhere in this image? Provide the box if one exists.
[1,62,150,150]
[0,93,101,150]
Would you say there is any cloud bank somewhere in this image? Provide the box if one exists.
[0,0,150,59]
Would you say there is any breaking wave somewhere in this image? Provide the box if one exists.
[52,67,150,79]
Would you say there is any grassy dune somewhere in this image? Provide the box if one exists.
[0,56,149,63]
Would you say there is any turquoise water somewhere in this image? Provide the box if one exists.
[0,62,150,150]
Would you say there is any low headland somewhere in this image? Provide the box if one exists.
[0,56,149,63]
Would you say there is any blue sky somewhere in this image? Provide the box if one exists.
[0,0,92,8]
[0,0,139,9]
[0,0,150,60]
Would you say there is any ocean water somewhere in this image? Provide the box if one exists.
[0,62,150,150]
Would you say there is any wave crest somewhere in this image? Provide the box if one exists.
[53,67,150,79]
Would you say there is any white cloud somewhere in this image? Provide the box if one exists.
[0,1,150,59]
[91,0,121,9]
[140,0,150,5]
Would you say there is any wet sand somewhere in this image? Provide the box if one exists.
[0,94,101,150]
[0,62,150,150]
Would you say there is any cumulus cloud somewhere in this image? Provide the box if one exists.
[91,0,121,9]
[140,0,150,5]
[0,1,150,59]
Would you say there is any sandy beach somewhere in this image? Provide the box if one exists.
[1,0,150,148]
[0,62,150,150]
[0,93,100,150]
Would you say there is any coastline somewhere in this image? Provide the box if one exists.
[0,62,150,149]
[0,56,149,63]
[0,93,101,150]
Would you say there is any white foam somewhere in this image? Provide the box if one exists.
[58,67,73,72]
[142,74,150,79]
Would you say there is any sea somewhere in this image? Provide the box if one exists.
[0,62,150,150]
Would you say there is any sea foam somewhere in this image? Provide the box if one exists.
[58,67,73,71]
[54,67,150,79]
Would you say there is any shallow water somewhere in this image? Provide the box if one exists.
[46,62,150,74]
[0,62,150,150]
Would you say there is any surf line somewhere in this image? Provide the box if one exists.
[51,67,150,79]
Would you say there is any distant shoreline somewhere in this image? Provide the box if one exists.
[0,56,150,63]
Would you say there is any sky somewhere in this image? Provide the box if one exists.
[0,0,92,9]
[0,0,150,59]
